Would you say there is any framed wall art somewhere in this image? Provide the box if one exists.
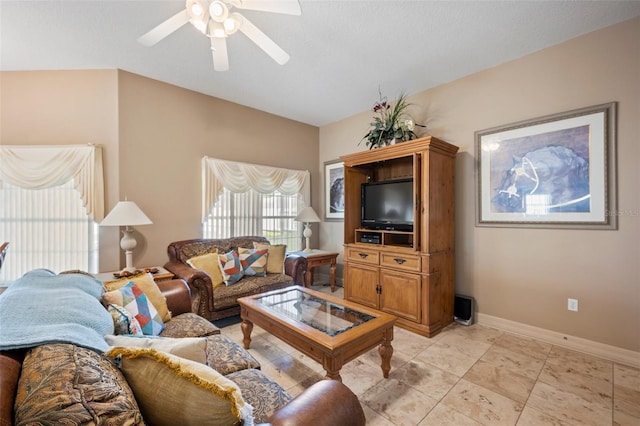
[324,160,344,221]
[475,102,617,229]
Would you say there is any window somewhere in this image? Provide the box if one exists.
[203,188,302,249]
[0,144,104,284]
[201,157,310,251]
[0,181,99,283]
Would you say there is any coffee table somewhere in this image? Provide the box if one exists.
[238,286,396,382]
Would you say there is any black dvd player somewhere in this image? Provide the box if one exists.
[360,233,381,244]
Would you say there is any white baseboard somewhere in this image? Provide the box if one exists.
[476,313,640,368]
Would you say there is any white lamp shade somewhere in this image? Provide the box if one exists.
[295,207,321,223]
[101,201,152,227]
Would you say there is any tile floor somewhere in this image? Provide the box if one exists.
[221,285,640,426]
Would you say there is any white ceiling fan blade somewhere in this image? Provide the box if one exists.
[137,10,190,46]
[211,37,230,71]
[234,0,301,15]
[238,16,290,65]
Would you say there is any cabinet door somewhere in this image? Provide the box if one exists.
[379,269,422,322]
[344,262,379,309]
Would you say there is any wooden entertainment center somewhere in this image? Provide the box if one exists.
[340,136,459,338]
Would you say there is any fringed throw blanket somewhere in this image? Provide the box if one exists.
[0,269,113,353]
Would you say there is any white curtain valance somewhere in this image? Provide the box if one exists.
[202,157,310,221]
[0,145,105,221]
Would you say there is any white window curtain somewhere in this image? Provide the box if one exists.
[0,145,104,281]
[201,157,310,222]
[0,145,104,221]
[202,157,310,249]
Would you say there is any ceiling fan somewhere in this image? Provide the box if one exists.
[138,0,301,71]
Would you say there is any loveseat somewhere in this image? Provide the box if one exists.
[0,271,365,426]
[165,237,307,321]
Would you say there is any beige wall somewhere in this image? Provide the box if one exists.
[319,17,640,352]
[116,71,319,268]
[0,69,319,273]
[0,69,121,271]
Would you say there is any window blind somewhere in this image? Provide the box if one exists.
[0,181,98,283]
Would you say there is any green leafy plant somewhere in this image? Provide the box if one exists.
[362,90,424,149]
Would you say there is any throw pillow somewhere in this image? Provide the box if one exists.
[253,243,286,274]
[105,272,171,322]
[218,249,244,286]
[106,347,252,426]
[186,251,225,288]
[105,335,207,364]
[108,303,144,336]
[238,248,268,277]
[103,282,165,336]
[15,344,143,425]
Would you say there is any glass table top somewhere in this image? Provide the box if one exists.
[256,288,375,337]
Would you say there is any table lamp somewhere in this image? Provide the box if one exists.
[101,200,152,273]
[295,206,321,253]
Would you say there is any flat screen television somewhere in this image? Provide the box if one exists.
[361,178,414,232]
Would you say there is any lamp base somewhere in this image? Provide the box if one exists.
[303,223,313,253]
[121,250,137,273]
[120,229,138,273]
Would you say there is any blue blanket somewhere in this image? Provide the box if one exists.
[0,269,114,353]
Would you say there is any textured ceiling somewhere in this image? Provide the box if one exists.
[2,1,639,126]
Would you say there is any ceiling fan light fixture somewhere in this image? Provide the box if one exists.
[187,0,210,33]
[224,13,243,35]
[186,0,208,18]
[209,1,229,22]
[140,0,301,71]
[210,21,227,38]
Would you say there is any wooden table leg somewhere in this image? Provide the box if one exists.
[304,266,312,288]
[241,319,254,349]
[378,329,394,378]
[323,370,342,382]
[322,355,343,382]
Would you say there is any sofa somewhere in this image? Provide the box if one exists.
[165,237,307,321]
[0,271,365,426]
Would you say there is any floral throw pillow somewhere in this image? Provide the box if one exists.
[107,303,144,336]
[238,248,268,277]
[103,282,165,336]
[218,250,244,286]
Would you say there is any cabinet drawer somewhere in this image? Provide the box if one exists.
[380,252,421,272]
[346,247,380,265]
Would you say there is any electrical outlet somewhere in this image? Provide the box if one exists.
[568,298,578,312]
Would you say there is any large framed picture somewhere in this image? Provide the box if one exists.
[324,160,344,221]
[475,102,617,229]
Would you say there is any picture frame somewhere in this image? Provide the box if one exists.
[324,160,344,221]
[475,102,617,229]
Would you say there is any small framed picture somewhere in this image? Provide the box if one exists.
[475,102,617,229]
[324,160,344,221]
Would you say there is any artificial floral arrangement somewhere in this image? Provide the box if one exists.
[361,89,425,149]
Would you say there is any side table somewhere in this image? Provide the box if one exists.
[94,266,174,283]
[288,250,339,292]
